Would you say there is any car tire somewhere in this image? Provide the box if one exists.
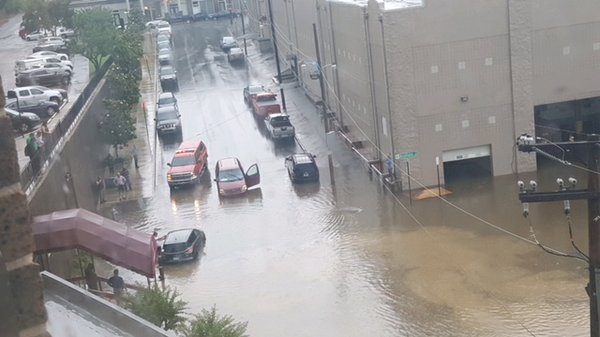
[26,37,31,41]
[20,123,30,133]
[47,106,57,117]
[193,249,199,260]
[61,76,70,85]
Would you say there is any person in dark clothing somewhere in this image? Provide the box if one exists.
[106,153,115,175]
[95,176,106,203]
[121,167,132,191]
[107,269,125,295]
[84,263,99,290]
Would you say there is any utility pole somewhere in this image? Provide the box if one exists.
[240,0,247,56]
[266,0,286,111]
[313,23,328,132]
[517,134,600,337]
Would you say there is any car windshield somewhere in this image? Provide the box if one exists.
[157,111,178,121]
[159,96,175,106]
[295,163,317,174]
[270,116,291,127]
[217,168,244,182]
[256,94,276,102]
[163,243,188,253]
[171,156,195,166]
[160,67,174,76]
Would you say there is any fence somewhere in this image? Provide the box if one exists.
[19,57,113,193]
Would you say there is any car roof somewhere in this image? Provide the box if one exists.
[217,157,240,170]
[157,106,177,114]
[222,36,234,41]
[177,140,202,152]
[293,153,315,164]
[164,228,194,245]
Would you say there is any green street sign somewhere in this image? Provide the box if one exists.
[395,151,417,160]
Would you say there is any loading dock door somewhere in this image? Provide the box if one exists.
[442,145,492,183]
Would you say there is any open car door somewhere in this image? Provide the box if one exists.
[245,164,260,189]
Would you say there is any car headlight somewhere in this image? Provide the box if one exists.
[219,188,225,195]
[241,184,247,192]
[167,174,172,181]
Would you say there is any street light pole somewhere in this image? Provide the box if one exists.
[313,23,328,132]
[266,0,286,111]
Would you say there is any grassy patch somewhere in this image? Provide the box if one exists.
[89,55,111,75]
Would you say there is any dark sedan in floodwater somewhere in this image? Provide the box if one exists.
[159,228,206,264]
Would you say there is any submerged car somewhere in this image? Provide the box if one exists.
[159,65,179,92]
[155,106,182,136]
[159,228,206,264]
[157,92,178,110]
[285,153,319,183]
[214,157,260,197]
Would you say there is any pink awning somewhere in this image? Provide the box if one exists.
[32,209,155,278]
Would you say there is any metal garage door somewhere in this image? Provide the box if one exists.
[442,145,491,163]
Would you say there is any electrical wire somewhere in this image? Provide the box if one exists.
[527,218,589,263]
[566,215,590,262]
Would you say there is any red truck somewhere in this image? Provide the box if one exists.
[251,92,281,117]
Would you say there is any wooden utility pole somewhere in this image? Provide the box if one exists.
[517,134,600,337]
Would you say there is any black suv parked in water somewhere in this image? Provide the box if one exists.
[285,153,320,183]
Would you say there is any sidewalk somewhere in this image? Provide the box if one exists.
[99,32,157,208]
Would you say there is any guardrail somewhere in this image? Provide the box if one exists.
[19,57,113,192]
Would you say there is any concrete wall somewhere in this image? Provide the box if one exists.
[28,82,110,216]
[42,271,172,337]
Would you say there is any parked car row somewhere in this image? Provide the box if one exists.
[4,86,68,133]
[220,36,245,64]
[14,46,73,88]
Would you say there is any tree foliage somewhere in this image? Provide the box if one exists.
[19,0,73,33]
[182,306,249,337]
[124,286,188,331]
[106,67,141,107]
[73,8,116,72]
[99,99,136,157]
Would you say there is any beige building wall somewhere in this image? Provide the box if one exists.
[253,0,600,187]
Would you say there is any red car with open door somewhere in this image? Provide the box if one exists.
[214,157,260,197]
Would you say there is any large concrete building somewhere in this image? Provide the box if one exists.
[256,0,600,188]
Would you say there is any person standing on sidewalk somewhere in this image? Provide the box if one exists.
[25,133,41,176]
[95,176,106,204]
[131,144,139,169]
[113,172,127,200]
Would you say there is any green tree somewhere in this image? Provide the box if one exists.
[47,0,74,30]
[182,306,249,337]
[20,0,47,33]
[124,286,188,331]
[73,8,116,72]
[99,99,136,157]
[106,67,141,107]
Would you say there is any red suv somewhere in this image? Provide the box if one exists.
[167,140,208,189]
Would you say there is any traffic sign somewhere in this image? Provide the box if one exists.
[395,151,417,160]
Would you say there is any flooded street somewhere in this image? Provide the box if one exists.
[110,20,590,336]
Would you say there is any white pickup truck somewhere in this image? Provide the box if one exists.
[265,113,295,140]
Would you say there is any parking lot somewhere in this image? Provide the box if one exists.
[0,15,90,170]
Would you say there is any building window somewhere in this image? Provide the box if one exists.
[485,57,493,66]
[462,120,470,128]
[431,65,439,74]
[435,124,443,132]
